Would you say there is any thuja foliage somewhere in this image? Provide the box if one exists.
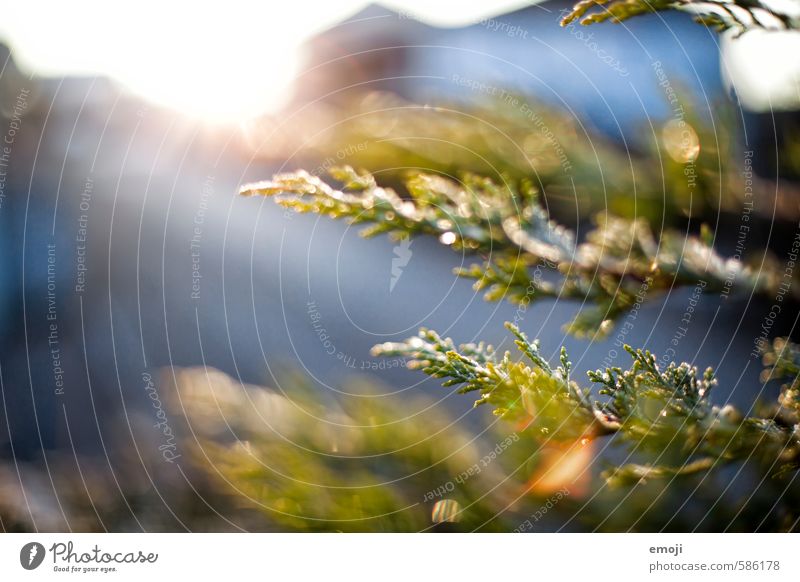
[242,163,800,520]
[167,368,528,532]
[284,90,744,224]
[561,0,800,34]
[372,325,800,487]
[241,167,783,338]
[762,337,800,462]
[237,4,800,529]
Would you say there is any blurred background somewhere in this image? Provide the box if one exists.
[0,0,799,531]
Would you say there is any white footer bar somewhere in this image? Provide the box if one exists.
[1,533,797,580]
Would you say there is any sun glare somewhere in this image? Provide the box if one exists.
[0,1,533,123]
[0,2,310,123]
[121,28,301,123]
[0,1,534,122]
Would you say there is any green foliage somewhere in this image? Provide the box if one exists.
[243,167,572,258]
[282,92,743,224]
[372,323,598,439]
[373,325,800,489]
[761,338,800,437]
[169,368,528,531]
[591,345,797,486]
[232,12,800,530]
[561,0,800,34]
[242,167,783,338]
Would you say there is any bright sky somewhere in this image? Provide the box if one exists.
[722,30,800,113]
[0,0,529,122]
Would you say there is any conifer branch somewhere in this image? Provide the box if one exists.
[561,0,800,34]
[372,325,800,486]
[761,338,800,442]
[242,167,783,338]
